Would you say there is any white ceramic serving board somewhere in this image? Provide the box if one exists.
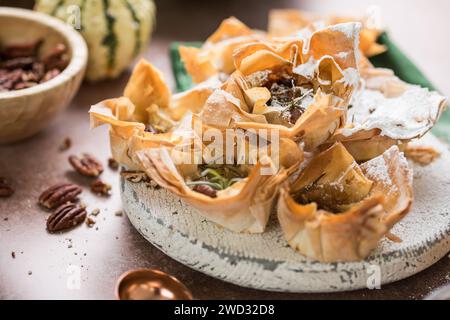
[121,134,450,293]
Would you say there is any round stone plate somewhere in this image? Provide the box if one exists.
[120,134,450,293]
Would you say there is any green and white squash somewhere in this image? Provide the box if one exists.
[35,0,156,81]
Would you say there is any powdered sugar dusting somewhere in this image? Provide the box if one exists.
[361,148,394,188]
[244,70,271,87]
[293,56,360,89]
[336,51,350,59]
[293,56,315,79]
[206,89,228,105]
[361,145,413,197]
[378,134,449,246]
[172,74,223,100]
[328,22,362,39]
[300,22,361,55]
[342,85,447,139]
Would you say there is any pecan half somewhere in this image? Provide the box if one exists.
[42,43,68,70]
[0,40,67,92]
[59,137,72,152]
[120,170,149,183]
[90,179,111,196]
[85,216,96,227]
[21,70,40,82]
[69,153,104,177]
[0,69,23,90]
[32,62,45,79]
[193,185,217,198]
[108,158,119,171]
[40,68,60,83]
[38,183,82,209]
[47,203,87,233]
[0,177,14,198]
[1,39,43,59]
[0,57,35,70]
[145,124,162,134]
[14,81,37,90]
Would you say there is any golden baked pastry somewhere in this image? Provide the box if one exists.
[278,144,413,262]
[268,9,386,57]
[89,12,446,262]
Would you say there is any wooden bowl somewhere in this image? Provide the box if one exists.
[0,7,87,144]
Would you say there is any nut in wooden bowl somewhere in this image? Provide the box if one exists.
[0,7,87,144]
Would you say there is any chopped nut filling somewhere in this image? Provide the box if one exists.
[186,165,248,197]
[265,77,314,125]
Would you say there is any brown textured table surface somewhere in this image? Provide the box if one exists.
[1,0,449,300]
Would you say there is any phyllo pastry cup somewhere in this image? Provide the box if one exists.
[179,17,264,83]
[330,67,447,161]
[200,22,362,150]
[277,143,413,262]
[268,8,387,57]
[135,134,303,233]
[89,59,221,170]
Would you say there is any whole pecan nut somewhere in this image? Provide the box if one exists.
[38,183,82,209]
[0,177,14,198]
[47,203,87,232]
[69,153,104,177]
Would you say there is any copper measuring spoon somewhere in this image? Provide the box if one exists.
[116,268,193,300]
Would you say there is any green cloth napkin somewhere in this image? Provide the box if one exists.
[170,41,202,92]
[169,34,449,142]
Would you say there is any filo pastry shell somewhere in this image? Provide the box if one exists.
[89,96,180,170]
[331,68,447,161]
[267,9,386,57]
[179,17,264,83]
[200,22,361,150]
[167,75,223,121]
[89,59,219,170]
[277,143,413,262]
[135,146,295,233]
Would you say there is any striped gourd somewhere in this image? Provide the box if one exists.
[35,0,156,82]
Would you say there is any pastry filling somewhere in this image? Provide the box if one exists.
[294,177,371,213]
[186,164,248,198]
[264,76,315,126]
[144,123,167,134]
